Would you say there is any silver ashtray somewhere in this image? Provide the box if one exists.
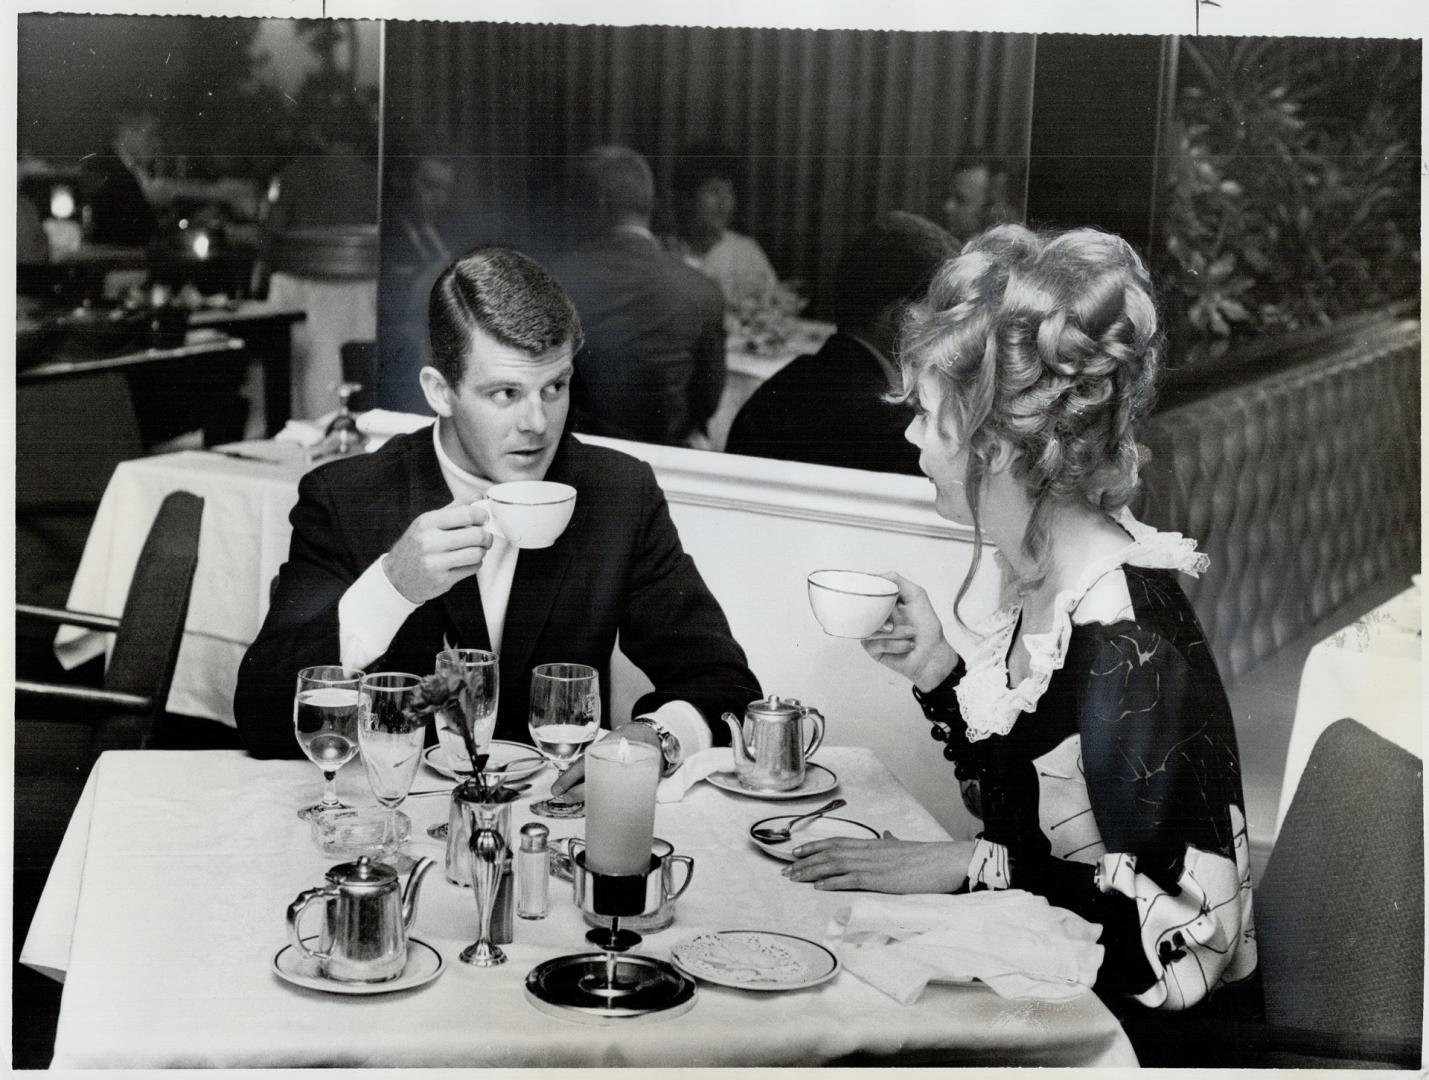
[525,952,696,1023]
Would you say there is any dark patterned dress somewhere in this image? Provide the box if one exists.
[913,515,1259,1012]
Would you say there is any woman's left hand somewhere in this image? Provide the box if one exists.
[782,832,972,894]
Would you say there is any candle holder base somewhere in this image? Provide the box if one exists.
[525,953,696,1023]
[459,940,507,967]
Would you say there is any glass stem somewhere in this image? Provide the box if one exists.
[320,770,339,808]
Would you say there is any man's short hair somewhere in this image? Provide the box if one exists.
[428,247,584,387]
[572,146,655,224]
[834,211,957,327]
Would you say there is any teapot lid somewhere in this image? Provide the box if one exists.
[326,854,399,888]
[747,694,804,719]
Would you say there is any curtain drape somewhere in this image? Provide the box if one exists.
[384,22,1033,314]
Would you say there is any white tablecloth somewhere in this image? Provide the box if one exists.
[1278,583,1422,830]
[21,747,1134,1068]
[55,450,314,724]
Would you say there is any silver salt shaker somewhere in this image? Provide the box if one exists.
[516,822,550,920]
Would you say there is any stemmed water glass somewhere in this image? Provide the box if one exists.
[293,665,364,821]
[528,663,601,819]
[426,648,500,840]
[357,672,426,871]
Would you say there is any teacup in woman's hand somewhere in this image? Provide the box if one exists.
[807,570,899,638]
[480,481,576,548]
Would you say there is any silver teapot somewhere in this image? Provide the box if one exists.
[286,855,434,983]
[721,695,826,792]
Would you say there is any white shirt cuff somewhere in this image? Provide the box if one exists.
[633,700,714,757]
[337,556,421,671]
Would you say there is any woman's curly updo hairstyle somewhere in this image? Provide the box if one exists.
[897,224,1161,603]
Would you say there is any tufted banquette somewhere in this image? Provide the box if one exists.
[1136,314,1421,685]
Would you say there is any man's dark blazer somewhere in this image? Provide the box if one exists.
[233,429,760,759]
[725,332,921,476]
[549,231,725,446]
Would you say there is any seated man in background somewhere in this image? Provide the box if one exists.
[234,247,759,766]
[725,211,954,474]
[548,146,726,447]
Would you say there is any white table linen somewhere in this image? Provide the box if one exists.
[55,450,312,724]
[1278,583,1422,830]
[23,746,1135,1068]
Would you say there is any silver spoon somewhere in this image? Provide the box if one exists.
[751,798,847,843]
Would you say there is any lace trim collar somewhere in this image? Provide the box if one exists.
[956,508,1209,743]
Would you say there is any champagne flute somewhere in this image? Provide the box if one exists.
[427,648,500,840]
[528,663,601,820]
[293,665,364,821]
[357,672,426,871]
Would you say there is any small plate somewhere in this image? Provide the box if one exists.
[670,930,840,991]
[423,740,547,783]
[272,936,444,996]
[749,814,880,861]
[706,762,839,801]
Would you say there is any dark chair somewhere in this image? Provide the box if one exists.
[1250,717,1424,1067]
[16,489,205,753]
[14,489,204,1067]
[1126,718,1423,1068]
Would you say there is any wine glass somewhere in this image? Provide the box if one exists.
[427,648,500,840]
[293,665,364,821]
[528,663,601,820]
[357,672,426,871]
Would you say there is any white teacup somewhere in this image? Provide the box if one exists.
[807,570,899,639]
[479,481,577,549]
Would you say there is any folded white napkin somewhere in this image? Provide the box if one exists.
[826,890,1103,1004]
[274,417,327,448]
[657,747,734,803]
[356,409,434,438]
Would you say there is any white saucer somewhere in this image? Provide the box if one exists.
[670,930,840,991]
[423,740,547,783]
[749,814,879,860]
[706,763,839,801]
[272,936,444,995]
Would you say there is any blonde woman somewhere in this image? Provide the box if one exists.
[787,226,1260,1036]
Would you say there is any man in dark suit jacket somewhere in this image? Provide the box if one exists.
[549,147,726,447]
[725,212,955,475]
[234,248,758,768]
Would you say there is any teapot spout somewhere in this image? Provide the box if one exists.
[401,856,435,932]
[721,712,753,768]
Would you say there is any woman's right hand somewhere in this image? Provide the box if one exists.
[861,572,960,691]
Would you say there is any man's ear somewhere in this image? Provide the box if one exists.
[419,366,454,418]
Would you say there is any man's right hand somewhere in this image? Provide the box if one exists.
[382,498,494,604]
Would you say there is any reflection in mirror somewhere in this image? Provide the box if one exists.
[375,22,1036,456]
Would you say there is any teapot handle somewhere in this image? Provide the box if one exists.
[801,707,826,761]
[286,886,334,963]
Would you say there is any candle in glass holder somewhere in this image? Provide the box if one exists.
[584,738,661,876]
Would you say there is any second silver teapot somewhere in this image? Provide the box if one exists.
[722,695,826,792]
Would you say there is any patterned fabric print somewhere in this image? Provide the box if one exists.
[917,554,1259,1015]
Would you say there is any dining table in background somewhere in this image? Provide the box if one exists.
[54,446,318,725]
[21,745,1136,1068]
[1277,580,1422,831]
[186,299,306,437]
[706,315,836,451]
